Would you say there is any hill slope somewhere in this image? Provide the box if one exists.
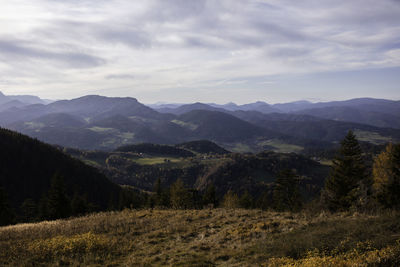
[296,106,400,129]
[0,128,120,216]
[1,209,399,266]
[177,110,273,142]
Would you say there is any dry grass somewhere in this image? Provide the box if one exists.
[0,209,399,266]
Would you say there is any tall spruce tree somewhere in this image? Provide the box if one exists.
[153,178,163,207]
[239,190,254,209]
[202,183,217,207]
[20,198,37,222]
[273,169,302,211]
[0,187,15,226]
[47,174,71,219]
[324,130,367,211]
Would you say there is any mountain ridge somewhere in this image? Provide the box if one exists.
[1,94,399,152]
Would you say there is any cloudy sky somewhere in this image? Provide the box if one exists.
[0,0,400,104]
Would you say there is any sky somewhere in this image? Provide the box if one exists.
[0,0,400,104]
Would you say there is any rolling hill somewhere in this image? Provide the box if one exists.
[177,140,230,154]
[176,110,272,142]
[295,106,400,129]
[0,127,121,218]
[68,144,329,200]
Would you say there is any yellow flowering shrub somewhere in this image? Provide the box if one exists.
[266,240,400,267]
[27,232,110,257]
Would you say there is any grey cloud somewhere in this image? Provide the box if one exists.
[251,21,312,43]
[0,39,105,68]
[99,29,152,48]
[145,0,207,22]
[266,47,313,59]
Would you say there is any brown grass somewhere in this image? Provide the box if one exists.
[0,209,399,266]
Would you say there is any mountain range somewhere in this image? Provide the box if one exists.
[0,91,399,152]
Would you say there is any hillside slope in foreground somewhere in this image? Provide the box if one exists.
[1,209,399,266]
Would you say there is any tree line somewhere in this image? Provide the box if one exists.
[133,131,400,212]
[322,130,400,212]
[1,130,399,226]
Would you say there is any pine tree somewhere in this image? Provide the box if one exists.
[71,194,88,216]
[324,130,368,211]
[202,183,217,208]
[0,187,15,226]
[153,178,163,207]
[20,198,37,222]
[256,190,272,210]
[273,169,302,211]
[47,174,71,219]
[239,190,253,209]
[38,194,49,220]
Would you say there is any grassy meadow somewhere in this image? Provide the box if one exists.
[1,209,399,266]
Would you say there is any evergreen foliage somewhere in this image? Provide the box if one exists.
[71,194,88,216]
[324,130,368,211]
[153,178,163,207]
[273,169,302,211]
[239,190,254,209]
[20,198,38,222]
[118,187,146,210]
[47,174,71,220]
[177,140,229,155]
[202,183,218,207]
[0,127,121,223]
[256,190,273,210]
[0,186,15,226]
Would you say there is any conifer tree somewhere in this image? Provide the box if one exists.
[47,174,71,219]
[324,130,368,211]
[256,190,272,210]
[202,183,217,207]
[20,198,37,222]
[153,177,163,207]
[273,169,302,211]
[38,194,49,220]
[239,190,254,209]
[71,194,88,216]
[0,187,15,226]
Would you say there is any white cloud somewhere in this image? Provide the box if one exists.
[0,0,399,102]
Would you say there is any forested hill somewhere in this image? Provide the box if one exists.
[0,128,121,220]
